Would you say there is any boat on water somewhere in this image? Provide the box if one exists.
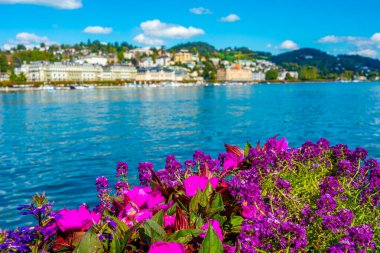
[161,82,181,87]
[69,85,95,90]
[40,85,56,90]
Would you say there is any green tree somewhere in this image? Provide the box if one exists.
[0,54,8,72]
[340,70,354,81]
[265,69,279,80]
[117,51,124,63]
[285,73,294,81]
[202,60,217,81]
[298,66,318,80]
[368,71,378,80]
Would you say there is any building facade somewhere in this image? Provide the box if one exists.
[174,50,195,64]
[217,66,253,82]
[18,61,137,82]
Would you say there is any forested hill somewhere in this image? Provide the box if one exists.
[169,42,216,56]
[270,48,380,74]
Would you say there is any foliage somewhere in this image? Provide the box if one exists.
[0,137,379,253]
[265,69,279,80]
[271,48,380,78]
[299,66,318,80]
[202,60,217,81]
[170,42,216,57]
[10,72,27,82]
[0,53,8,72]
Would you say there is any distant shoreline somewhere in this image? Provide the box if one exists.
[0,80,375,92]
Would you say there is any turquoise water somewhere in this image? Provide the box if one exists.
[1,82,380,228]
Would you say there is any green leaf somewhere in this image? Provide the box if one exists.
[211,193,224,210]
[144,219,166,243]
[153,210,164,227]
[199,224,223,253]
[110,217,141,253]
[230,216,244,227]
[244,141,252,157]
[167,202,177,215]
[189,189,202,212]
[167,229,203,244]
[223,216,244,233]
[203,181,214,196]
[75,229,103,253]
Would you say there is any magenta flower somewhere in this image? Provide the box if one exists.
[124,186,152,208]
[200,219,223,241]
[163,214,175,227]
[241,203,264,219]
[56,205,100,232]
[184,175,218,197]
[119,186,165,227]
[276,137,288,151]
[148,242,185,253]
[222,152,244,172]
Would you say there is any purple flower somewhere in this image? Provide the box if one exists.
[317,194,337,213]
[116,162,128,177]
[95,176,109,192]
[276,178,291,194]
[138,162,154,186]
[114,181,128,196]
[319,176,344,197]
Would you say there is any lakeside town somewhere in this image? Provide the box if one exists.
[1,41,380,87]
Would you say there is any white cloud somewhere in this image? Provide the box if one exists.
[371,33,380,43]
[139,20,204,39]
[276,40,299,50]
[3,32,57,49]
[133,34,164,46]
[220,14,240,23]
[318,35,343,44]
[0,0,82,9]
[84,26,113,34]
[15,32,49,44]
[349,49,378,58]
[190,7,211,15]
[318,33,380,58]
[318,35,373,48]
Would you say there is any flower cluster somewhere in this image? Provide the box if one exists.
[0,137,379,253]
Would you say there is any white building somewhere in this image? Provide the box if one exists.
[75,55,108,66]
[278,71,299,80]
[17,61,137,82]
[252,72,266,81]
[0,73,9,81]
[139,57,156,68]
[155,57,170,67]
[135,68,175,82]
[128,48,153,58]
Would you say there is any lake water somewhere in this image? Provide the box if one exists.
[1,82,380,228]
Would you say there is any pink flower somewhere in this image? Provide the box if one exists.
[163,214,175,227]
[223,152,243,172]
[56,205,100,233]
[148,242,185,253]
[200,219,223,241]
[241,203,264,219]
[276,137,288,151]
[124,186,152,208]
[119,186,165,227]
[223,244,236,253]
[184,175,218,197]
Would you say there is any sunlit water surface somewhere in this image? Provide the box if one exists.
[1,82,380,228]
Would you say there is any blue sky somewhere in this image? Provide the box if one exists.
[1,0,380,57]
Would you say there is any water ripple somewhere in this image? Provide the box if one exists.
[1,83,380,228]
